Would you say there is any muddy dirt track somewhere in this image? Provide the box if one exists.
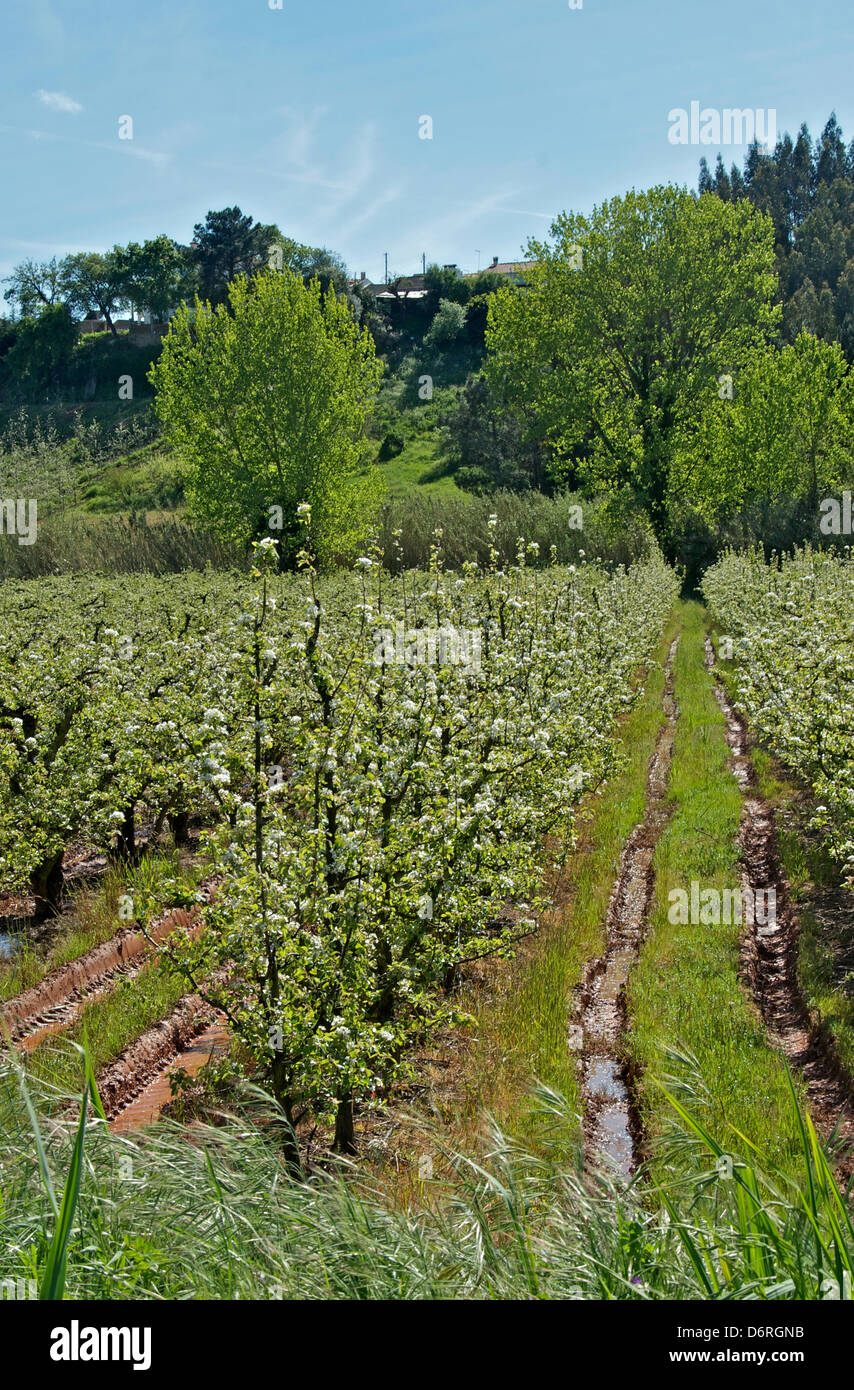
[99,995,227,1126]
[710,639,854,1174]
[1,904,204,1050]
[573,637,680,1176]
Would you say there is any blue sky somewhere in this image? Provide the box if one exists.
[2,0,852,311]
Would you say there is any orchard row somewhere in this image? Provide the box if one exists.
[704,546,854,885]
[1,534,678,1151]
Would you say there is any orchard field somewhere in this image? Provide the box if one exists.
[4,83,854,1310]
[3,536,854,1302]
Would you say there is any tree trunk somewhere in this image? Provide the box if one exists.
[30,852,64,921]
[168,811,191,847]
[271,1055,303,1179]
[333,1094,356,1156]
[110,804,136,862]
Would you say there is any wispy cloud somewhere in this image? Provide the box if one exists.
[35,89,82,115]
[335,186,402,242]
[0,123,169,168]
[271,105,328,169]
[200,157,346,191]
[503,205,552,221]
[316,122,379,222]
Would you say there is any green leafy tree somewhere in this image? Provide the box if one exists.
[191,207,280,304]
[485,185,780,542]
[423,264,471,314]
[59,252,126,335]
[114,236,192,321]
[287,245,350,297]
[150,269,383,563]
[3,258,63,317]
[424,297,467,348]
[3,305,77,397]
[673,331,854,515]
[701,114,854,356]
[440,373,550,493]
[465,272,506,348]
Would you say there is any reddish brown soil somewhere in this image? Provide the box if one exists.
[98,993,223,1122]
[109,1018,231,1132]
[1,905,201,1046]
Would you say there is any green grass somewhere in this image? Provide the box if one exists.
[454,610,680,1150]
[77,445,186,515]
[1,1058,851,1300]
[0,851,202,1004]
[0,872,128,1004]
[376,434,460,497]
[627,602,805,1178]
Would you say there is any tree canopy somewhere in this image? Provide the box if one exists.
[485,184,780,541]
[149,268,383,563]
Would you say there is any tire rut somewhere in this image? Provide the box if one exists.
[708,638,854,1172]
[1,896,209,1051]
[97,992,223,1123]
[571,636,680,1176]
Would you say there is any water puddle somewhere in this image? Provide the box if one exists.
[574,636,680,1177]
[110,1021,231,1133]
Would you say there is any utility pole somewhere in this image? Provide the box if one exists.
[384,252,389,285]
[475,249,481,271]
[422,252,426,274]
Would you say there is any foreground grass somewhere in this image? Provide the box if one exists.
[450,610,680,1150]
[628,602,804,1177]
[1,1058,851,1300]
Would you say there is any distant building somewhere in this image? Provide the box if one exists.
[348,256,536,304]
[350,272,427,301]
[469,257,535,285]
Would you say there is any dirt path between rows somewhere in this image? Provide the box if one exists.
[98,992,228,1126]
[709,640,854,1175]
[1,903,206,1048]
[108,1015,231,1131]
[0,878,232,1132]
[571,636,680,1176]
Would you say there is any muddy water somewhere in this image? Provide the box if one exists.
[574,638,679,1176]
[110,1021,231,1133]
